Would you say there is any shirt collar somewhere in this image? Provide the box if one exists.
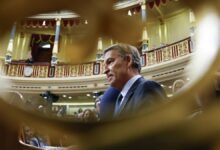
[121,75,142,97]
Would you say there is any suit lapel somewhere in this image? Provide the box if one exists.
[117,77,144,115]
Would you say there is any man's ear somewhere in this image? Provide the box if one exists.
[125,54,132,67]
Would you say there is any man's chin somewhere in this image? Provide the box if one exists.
[110,82,117,88]
[107,77,114,84]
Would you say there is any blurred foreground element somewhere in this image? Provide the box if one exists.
[1,0,220,150]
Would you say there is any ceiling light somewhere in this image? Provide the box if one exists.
[42,20,46,26]
[167,94,173,97]
[38,105,43,109]
[42,44,51,48]
[128,10,132,16]
[53,102,95,106]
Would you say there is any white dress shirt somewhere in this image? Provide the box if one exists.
[119,74,142,106]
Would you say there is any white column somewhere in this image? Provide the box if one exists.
[5,22,16,64]
[142,27,149,52]
[110,38,114,45]
[140,0,147,22]
[140,0,148,52]
[189,9,196,52]
[96,37,103,61]
[51,18,61,66]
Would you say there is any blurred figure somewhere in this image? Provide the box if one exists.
[25,50,34,63]
[95,95,102,120]
[23,125,34,144]
[23,125,49,148]
[82,109,97,123]
[77,108,84,121]
[57,106,66,117]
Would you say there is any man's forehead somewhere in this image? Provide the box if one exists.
[104,49,119,57]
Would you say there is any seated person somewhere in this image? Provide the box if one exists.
[82,109,98,123]
[23,125,49,148]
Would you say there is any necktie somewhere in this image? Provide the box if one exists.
[114,94,123,117]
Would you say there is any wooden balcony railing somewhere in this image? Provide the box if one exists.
[0,37,192,78]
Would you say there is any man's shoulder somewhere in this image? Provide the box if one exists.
[136,79,166,96]
[138,79,161,88]
[130,77,164,95]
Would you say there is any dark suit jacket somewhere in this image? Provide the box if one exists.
[115,77,166,119]
[100,86,120,120]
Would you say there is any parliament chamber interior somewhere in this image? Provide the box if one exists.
[0,0,220,150]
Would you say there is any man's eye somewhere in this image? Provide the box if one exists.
[107,59,114,64]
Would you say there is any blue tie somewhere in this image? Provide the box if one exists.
[114,94,123,117]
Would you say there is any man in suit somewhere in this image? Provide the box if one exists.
[103,43,166,119]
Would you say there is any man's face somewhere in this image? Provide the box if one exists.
[104,50,129,90]
[84,110,90,119]
[24,126,33,138]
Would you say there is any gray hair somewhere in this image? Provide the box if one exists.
[104,43,141,73]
